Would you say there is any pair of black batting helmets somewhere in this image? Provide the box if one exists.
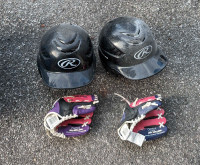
[37,17,167,89]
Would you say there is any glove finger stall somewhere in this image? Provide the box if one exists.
[58,125,90,137]
[138,126,168,141]
[73,105,96,115]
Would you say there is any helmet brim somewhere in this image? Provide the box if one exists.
[107,48,167,80]
[37,58,96,89]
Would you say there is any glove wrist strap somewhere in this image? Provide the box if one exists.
[118,115,146,146]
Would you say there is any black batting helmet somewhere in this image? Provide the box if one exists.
[37,23,96,88]
[98,17,167,80]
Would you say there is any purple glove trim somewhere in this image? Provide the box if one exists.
[58,125,90,137]
[91,95,95,101]
[49,101,60,114]
[73,105,96,115]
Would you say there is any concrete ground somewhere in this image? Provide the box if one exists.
[0,0,200,164]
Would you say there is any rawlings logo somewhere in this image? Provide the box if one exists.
[134,45,152,60]
[57,58,80,69]
[148,130,162,134]
[68,127,86,132]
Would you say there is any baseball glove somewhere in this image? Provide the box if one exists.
[44,95,99,138]
[115,94,167,146]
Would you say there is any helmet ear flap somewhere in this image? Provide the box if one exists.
[100,58,120,76]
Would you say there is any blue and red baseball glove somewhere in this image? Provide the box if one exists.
[116,94,168,146]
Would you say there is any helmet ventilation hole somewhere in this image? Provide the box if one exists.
[160,55,167,62]
[137,29,140,34]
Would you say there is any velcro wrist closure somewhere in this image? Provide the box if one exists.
[118,123,145,147]
[127,132,145,147]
